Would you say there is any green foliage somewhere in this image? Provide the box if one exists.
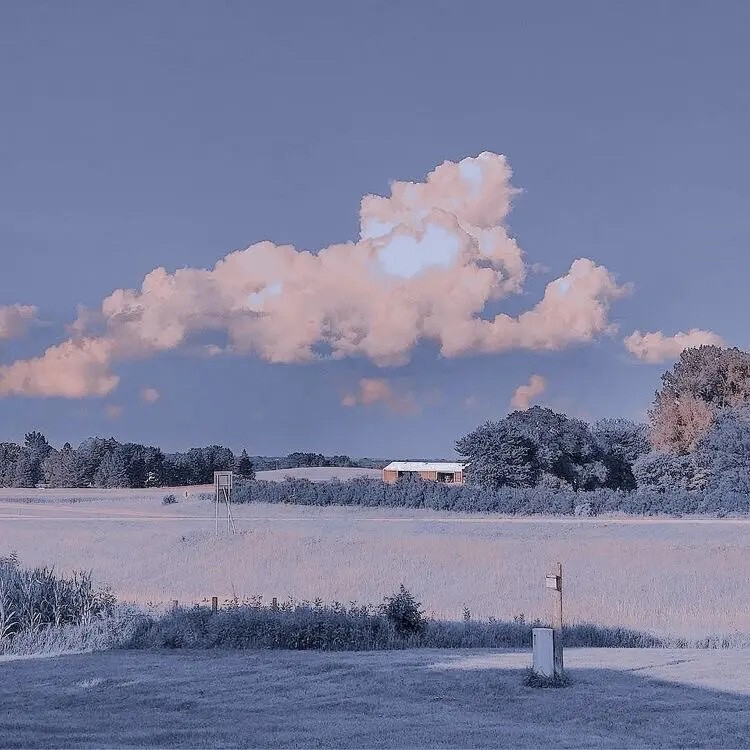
[380,585,426,637]
[0,554,116,650]
[659,346,750,408]
[456,420,539,489]
[93,450,129,488]
[235,473,750,516]
[235,449,255,480]
[125,597,745,652]
[162,494,178,505]
[457,407,630,492]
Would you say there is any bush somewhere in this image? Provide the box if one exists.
[162,494,177,505]
[379,585,426,637]
[123,595,748,652]
[227,473,750,517]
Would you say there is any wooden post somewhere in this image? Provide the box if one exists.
[211,596,218,613]
[551,562,564,676]
[271,597,278,610]
[172,599,179,611]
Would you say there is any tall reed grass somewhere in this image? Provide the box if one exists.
[0,552,117,654]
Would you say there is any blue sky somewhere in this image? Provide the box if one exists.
[1,2,748,457]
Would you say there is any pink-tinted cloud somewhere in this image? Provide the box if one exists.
[140,387,160,404]
[0,153,628,397]
[0,304,38,340]
[510,374,547,410]
[0,337,118,398]
[105,404,123,420]
[624,329,725,364]
[341,378,418,415]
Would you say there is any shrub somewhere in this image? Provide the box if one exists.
[162,494,177,505]
[379,585,426,637]
[229,474,748,517]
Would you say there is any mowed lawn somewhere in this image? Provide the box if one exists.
[1,490,749,638]
[1,648,749,748]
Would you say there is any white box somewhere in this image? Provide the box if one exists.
[545,574,560,590]
[532,627,555,677]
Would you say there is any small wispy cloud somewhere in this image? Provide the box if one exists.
[105,404,123,420]
[463,395,479,410]
[140,387,160,404]
[510,374,547,410]
[341,378,419,415]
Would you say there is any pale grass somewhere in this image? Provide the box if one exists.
[0,491,748,639]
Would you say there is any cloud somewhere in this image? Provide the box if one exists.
[463,395,479,410]
[341,378,418,415]
[510,374,547,410]
[624,329,725,364]
[0,152,628,398]
[0,304,38,340]
[140,387,160,404]
[0,337,118,398]
[104,404,123,420]
[530,262,551,275]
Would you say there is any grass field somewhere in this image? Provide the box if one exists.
[0,487,748,640]
[1,647,749,748]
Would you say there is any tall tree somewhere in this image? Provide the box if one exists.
[0,443,21,487]
[649,346,750,453]
[594,418,651,490]
[43,442,83,487]
[456,420,540,490]
[235,449,255,480]
[93,450,129,488]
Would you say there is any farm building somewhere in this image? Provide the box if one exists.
[382,461,466,484]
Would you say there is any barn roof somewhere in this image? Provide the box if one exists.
[383,461,466,473]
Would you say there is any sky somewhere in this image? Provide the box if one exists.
[1,1,749,458]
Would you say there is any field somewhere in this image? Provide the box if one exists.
[2,648,749,748]
[1,481,748,639]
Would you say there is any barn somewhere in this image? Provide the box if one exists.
[382,461,466,485]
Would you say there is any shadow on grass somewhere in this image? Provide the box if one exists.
[0,649,748,748]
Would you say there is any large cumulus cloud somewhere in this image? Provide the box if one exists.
[0,152,629,398]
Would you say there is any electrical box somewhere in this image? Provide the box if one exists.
[545,574,561,590]
[532,627,555,677]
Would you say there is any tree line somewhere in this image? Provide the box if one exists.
[0,438,369,489]
[2,345,748,500]
[456,345,750,496]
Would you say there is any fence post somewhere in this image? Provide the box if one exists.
[551,562,564,676]
[271,597,278,610]
[211,596,218,613]
[172,599,179,611]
